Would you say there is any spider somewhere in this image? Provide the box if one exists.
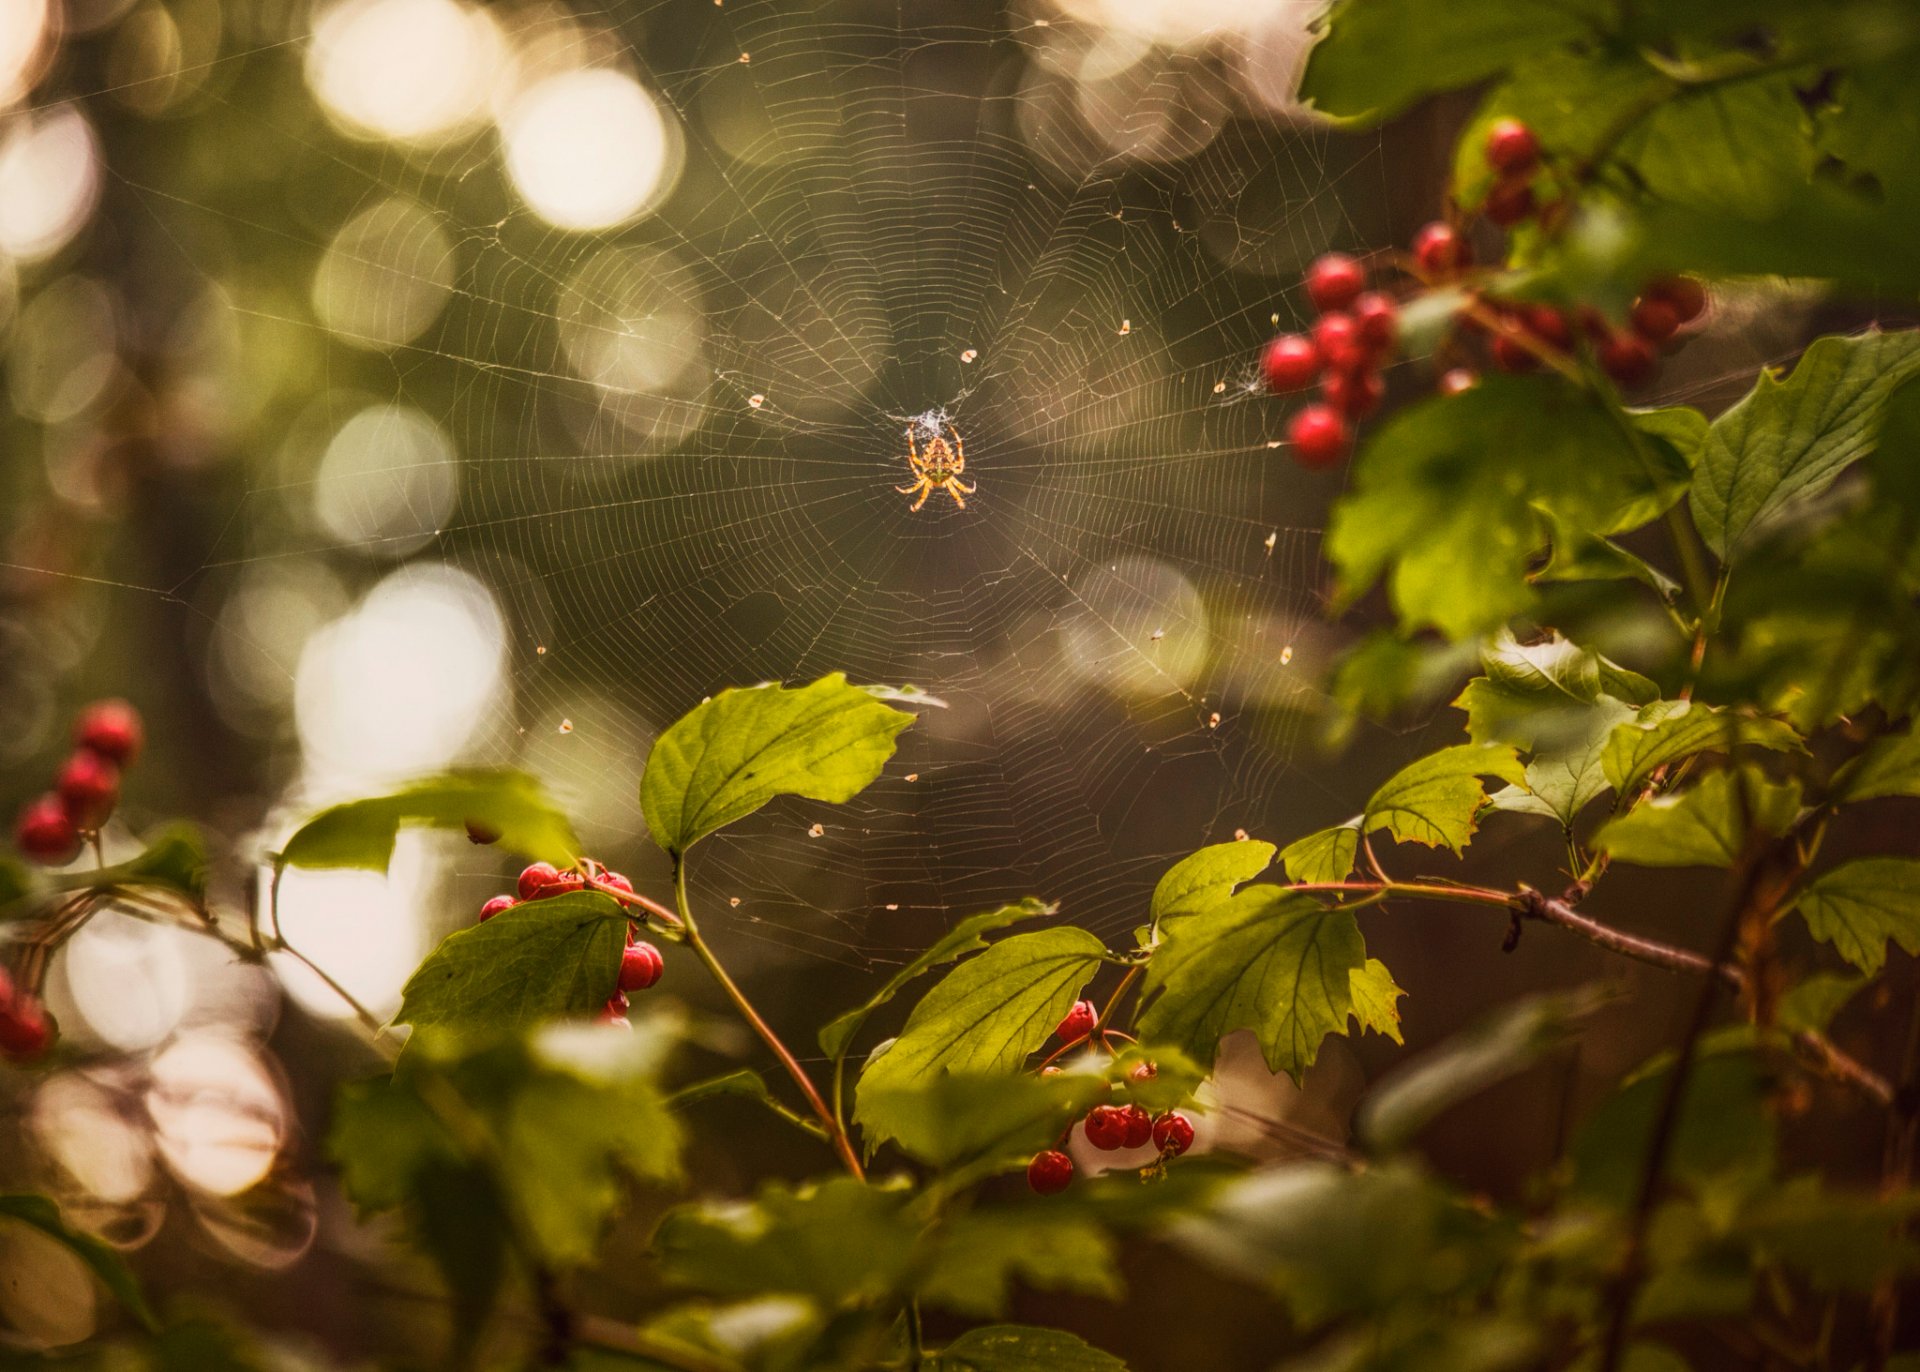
[896,422,975,511]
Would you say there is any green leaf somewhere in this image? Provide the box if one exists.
[1691,331,1920,560]
[0,1193,157,1330]
[395,892,626,1035]
[637,1296,823,1372]
[929,1326,1128,1372]
[667,1069,825,1140]
[279,769,579,871]
[58,824,210,906]
[653,1176,918,1305]
[1279,824,1359,886]
[1347,959,1406,1044]
[853,927,1106,1148]
[1601,700,1804,798]
[1139,887,1366,1081]
[1833,726,1920,802]
[642,674,922,856]
[919,1211,1121,1318]
[1572,1052,1776,1206]
[1151,840,1276,922]
[1790,858,1920,975]
[1538,509,1683,599]
[855,1072,1106,1171]
[1779,971,1866,1034]
[1297,0,1599,124]
[1623,74,1816,216]
[1737,1176,1920,1292]
[818,898,1055,1058]
[1357,986,1610,1153]
[1329,378,1692,639]
[1596,770,1802,868]
[1363,744,1527,854]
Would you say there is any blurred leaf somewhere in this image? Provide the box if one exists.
[1601,700,1804,797]
[1691,332,1920,560]
[642,675,922,857]
[1357,986,1611,1152]
[0,1194,157,1330]
[1453,50,1669,204]
[1140,887,1366,1081]
[856,1072,1105,1172]
[1322,632,1482,743]
[819,899,1055,1058]
[1297,0,1599,124]
[1779,970,1866,1033]
[395,892,625,1035]
[1279,823,1359,885]
[1833,726,1920,802]
[919,1211,1121,1317]
[1572,1052,1777,1205]
[1151,841,1275,923]
[56,825,210,906]
[1737,1177,1920,1291]
[1789,858,1920,974]
[1364,744,1527,854]
[653,1177,918,1305]
[279,769,578,871]
[1537,509,1683,599]
[1347,958,1406,1044]
[1596,769,1802,867]
[928,1326,1127,1372]
[668,1070,825,1141]
[854,928,1106,1149]
[636,1296,821,1372]
[1623,75,1814,216]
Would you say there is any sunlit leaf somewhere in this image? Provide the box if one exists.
[929,1325,1129,1372]
[1280,823,1360,886]
[1151,840,1276,923]
[1601,700,1804,797]
[1833,726,1920,802]
[1790,858,1920,974]
[279,770,579,871]
[395,892,626,1035]
[1596,770,1802,867]
[1347,958,1406,1044]
[1363,744,1527,854]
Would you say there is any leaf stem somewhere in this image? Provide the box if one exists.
[673,862,866,1180]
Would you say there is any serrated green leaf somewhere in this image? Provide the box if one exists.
[1790,857,1920,974]
[1363,744,1527,854]
[1692,331,1920,559]
[1602,700,1804,798]
[819,899,1055,1058]
[1833,726,1920,802]
[0,1193,157,1330]
[929,1326,1128,1372]
[1151,840,1276,923]
[1596,770,1802,868]
[1280,824,1359,886]
[919,1212,1121,1318]
[1139,887,1365,1081]
[853,927,1106,1149]
[280,769,579,871]
[1623,74,1816,216]
[395,892,626,1035]
[642,674,922,856]
[1347,959,1405,1044]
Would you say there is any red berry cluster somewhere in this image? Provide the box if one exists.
[0,965,51,1063]
[1024,998,1196,1196]
[477,861,664,1028]
[1261,252,1399,468]
[13,700,144,866]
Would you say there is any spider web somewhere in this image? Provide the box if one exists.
[115,0,1396,977]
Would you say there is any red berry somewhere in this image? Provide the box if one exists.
[56,751,119,830]
[1084,1104,1130,1151]
[1522,306,1572,350]
[1598,331,1659,388]
[1118,1103,1153,1149]
[1438,368,1478,396]
[1260,334,1321,393]
[1304,252,1366,313]
[1152,1111,1195,1156]
[1629,295,1681,344]
[1412,221,1469,277]
[1129,1061,1158,1082]
[1039,1064,1063,1076]
[1351,292,1399,353]
[0,997,51,1062]
[1324,366,1385,421]
[1027,1149,1073,1195]
[1312,312,1363,371]
[1056,999,1097,1043]
[1647,275,1707,322]
[1491,334,1538,374]
[604,989,629,1016]
[1484,119,1540,175]
[15,795,78,865]
[597,871,634,896]
[517,862,560,900]
[619,941,664,992]
[73,700,142,767]
[1482,176,1535,228]
[479,894,516,922]
[1287,404,1349,470]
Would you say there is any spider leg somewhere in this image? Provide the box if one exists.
[896,482,922,494]
[943,481,968,510]
[954,477,977,494]
[910,480,933,513]
[907,427,921,465]
[947,425,965,469]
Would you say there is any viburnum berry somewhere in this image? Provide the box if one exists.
[1482,177,1535,228]
[1312,312,1361,371]
[619,941,664,992]
[55,751,119,829]
[1056,999,1097,1042]
[0,997,51,1062]
[1303,252,1366,313]
[1438,368,1479,396]
[1484,118,1541,175]
[1629,295,1681,344]
[597,991,631,1029]
[1522,306,1573,350]
[1027,1149,1073,1195]
[1261,334,1321,393]
[1351,292,1399,353]
[1491,333,1539,374]
[15,795,78,865]
[1152,1111,1195,1157]
[517,862,560,900]
[1287,404,1349,470]
[597,870,635,896]
[479,894,516,922]
[1412,221,1469,277]
[1598,331,1659,387]
[1646,275,1707,323]
[73,699,142,766]
[1324,366,1385,421]
[1083,1104,1130,1151]
[1118,1103,1153,1149]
